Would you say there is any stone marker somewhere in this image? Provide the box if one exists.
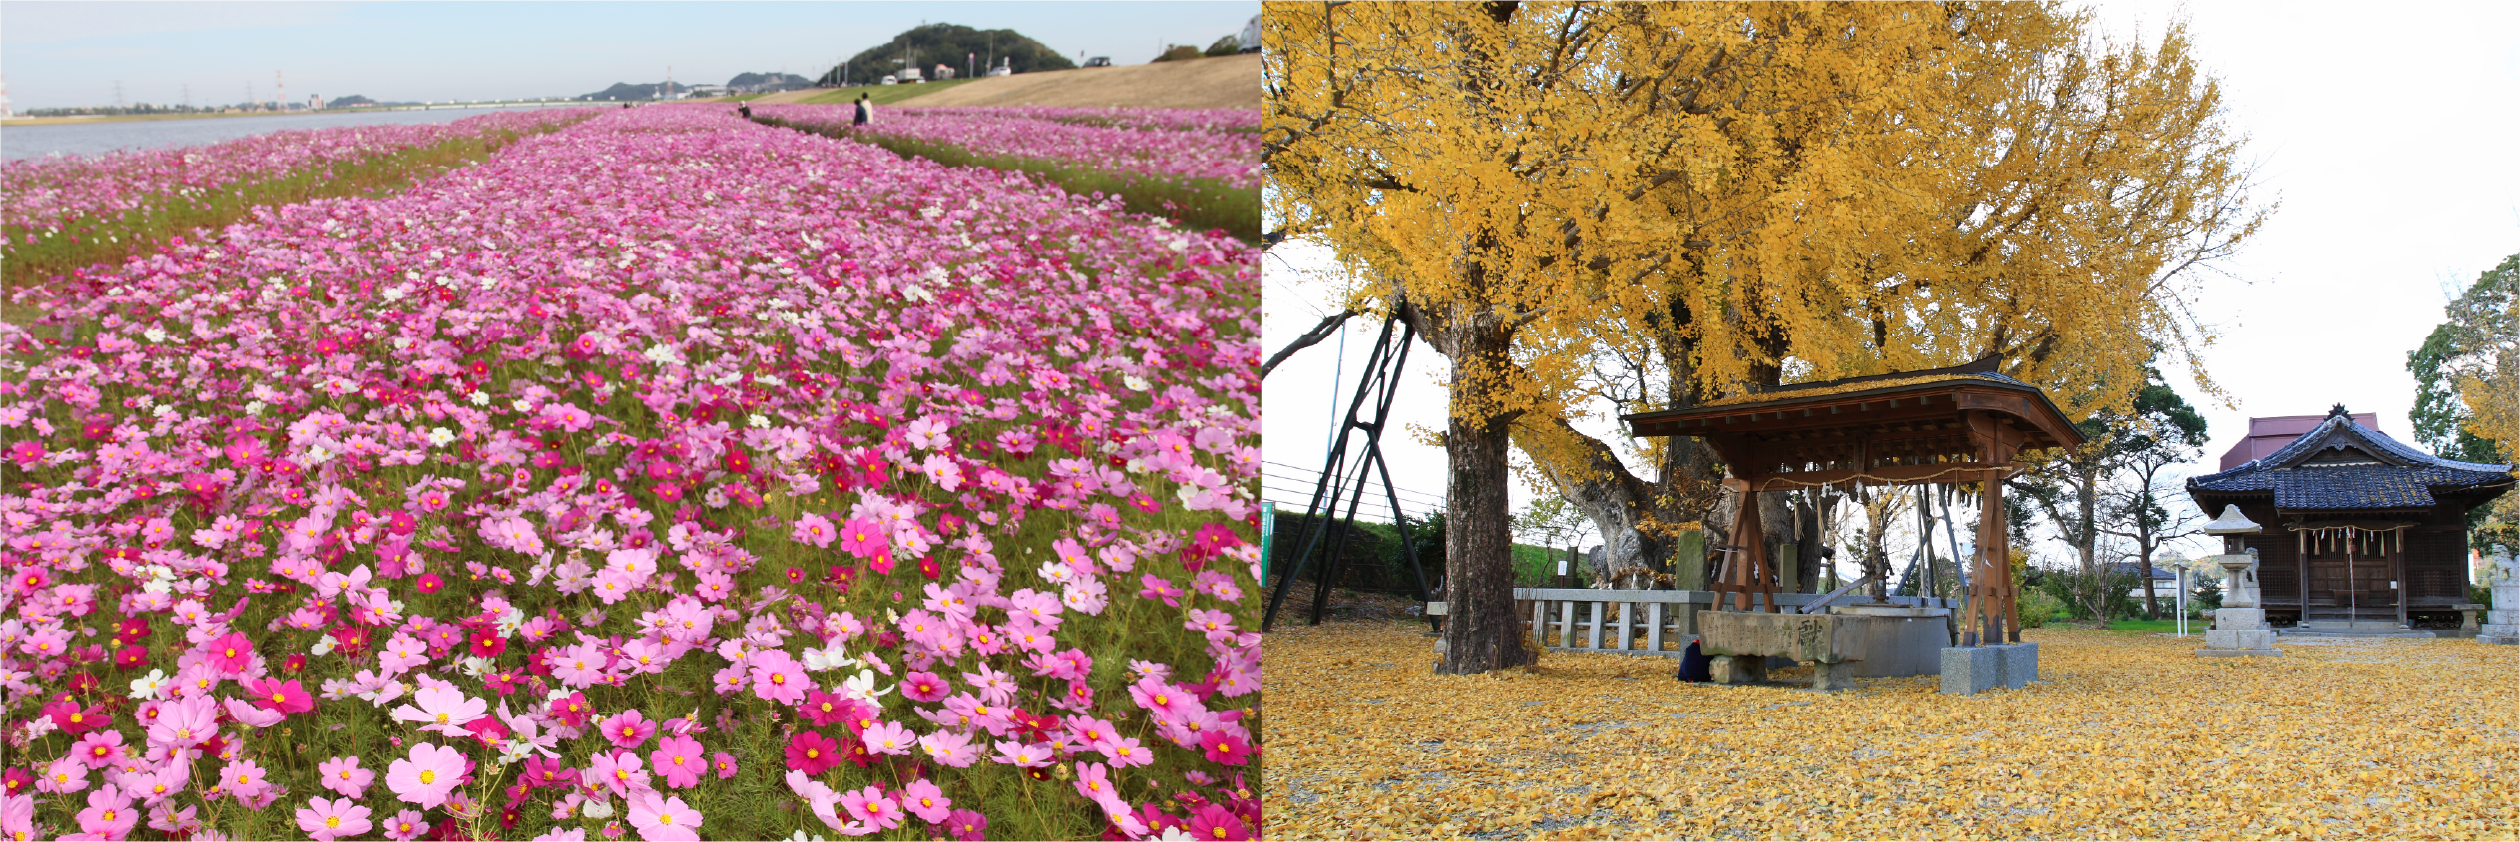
[2483,546,2518,646]
[2197,506,2281,658]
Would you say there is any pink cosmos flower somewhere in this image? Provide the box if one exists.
[919,727,977,768]
[710,752,738,780]
[248,677,316,716]
[381,808,427,841]
[598,709,655,749]
[588,749,650,799]
[385,742,465,808]
[317,756,373,798]
[839,785,903,830]
[748,650,810,705]
[75,783,136,839]
[860,720,915,756]
[627,791,703,841]
[649,734,704,790]
[942,808,988,842]
[900,670,951,703]
[390,685,487,736]
[836,517,888,560]
[219,758,273,801]
[1187,802,1253,841]
[296,796,374,842]
[790,513,837,548]
[0,793,32,842]
[899,778,953,823]
[203,632,256,675]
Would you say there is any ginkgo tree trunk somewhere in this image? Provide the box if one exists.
[1265,1,2266,674]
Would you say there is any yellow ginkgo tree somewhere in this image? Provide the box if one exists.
[1265,1,2268,673]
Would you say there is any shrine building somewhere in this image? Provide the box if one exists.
[2184,405,2515,628]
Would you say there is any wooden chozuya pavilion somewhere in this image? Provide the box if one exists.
[1622,356,2085,648]
[2185,405,2515,628]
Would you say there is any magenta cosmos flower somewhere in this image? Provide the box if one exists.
[785,730,842,776]
[385,742,465,808]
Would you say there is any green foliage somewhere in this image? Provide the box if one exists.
[2407,252,2517,461]
[1206,35,1244,57]
[819,23,1075,86]
[1153,45,1206,63]
[2017,589,2065,629]
[2037,565,2141,626]
[763,119,1257,243]
[2194,579,2223,611]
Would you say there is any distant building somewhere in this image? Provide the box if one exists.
[1241,14,1261,53]
[2187,405,2514,627]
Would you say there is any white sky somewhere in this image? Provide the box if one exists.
[0,1,1258,110]
[1261,1,2520,578]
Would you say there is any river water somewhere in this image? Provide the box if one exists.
[1,104,597,161]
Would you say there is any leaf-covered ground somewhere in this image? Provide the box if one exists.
[1263,622,2518,840]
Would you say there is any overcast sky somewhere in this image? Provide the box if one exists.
[1260,0,2520,575]
[1,1,1257,109]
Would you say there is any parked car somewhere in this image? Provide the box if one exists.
[880,75,897,85]
[1083,57,1112,67]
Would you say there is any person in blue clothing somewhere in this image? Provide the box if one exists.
[1677,640,1711,682]
[853,93,872,125]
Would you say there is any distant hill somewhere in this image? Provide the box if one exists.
[727,72,812,92]
[330,94,379,107]
[816,23,1075,86]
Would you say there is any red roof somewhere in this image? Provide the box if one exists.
[2218,412,2379,471]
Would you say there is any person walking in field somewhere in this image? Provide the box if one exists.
[853,93,872,125]
[738,100,752,120]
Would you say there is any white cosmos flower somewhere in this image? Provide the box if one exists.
[428,427,456,447]
[130,669,169,700]
[469,390,490,406]
[581,798,615,819]
[839,668,892,703]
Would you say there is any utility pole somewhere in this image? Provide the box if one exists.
[247,81,256,111]
[276,71,286,112]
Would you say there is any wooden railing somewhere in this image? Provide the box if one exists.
[1429,589,1958,658]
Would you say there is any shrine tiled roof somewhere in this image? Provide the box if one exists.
[2186,407,2514,511]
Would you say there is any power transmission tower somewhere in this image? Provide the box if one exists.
[1261,306,1436,632]
[276,71,286,112]
[113,80,125,110]
[182,84,191,110]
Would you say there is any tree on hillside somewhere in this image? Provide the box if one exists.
[818,24,1074,86]
[1207,35,1244,57]
[2409,253,2520,547]
[1153,45,1206,63]
[1264,2,2268,673]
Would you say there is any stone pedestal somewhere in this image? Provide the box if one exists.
[1940,646,1998,695]
[1991,642,2038,688]
[1708,654,1767,685]
[2196,602,2282,657]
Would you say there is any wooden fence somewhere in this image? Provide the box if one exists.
[1431,589,1960,658]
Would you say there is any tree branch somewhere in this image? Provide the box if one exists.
[1262,309,1360,378]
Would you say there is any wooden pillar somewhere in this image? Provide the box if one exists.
[2298,527,2309,626]
[2394,527,2408,628]
[1969,473,2005,646]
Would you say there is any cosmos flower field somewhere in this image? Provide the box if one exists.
[1,109,598,235]
[756,105,1260,191]
[0,105,1261,840]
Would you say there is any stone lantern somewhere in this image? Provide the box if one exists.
[2197,505,2279,657]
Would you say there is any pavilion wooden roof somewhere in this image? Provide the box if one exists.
[1621,358,2086,492]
